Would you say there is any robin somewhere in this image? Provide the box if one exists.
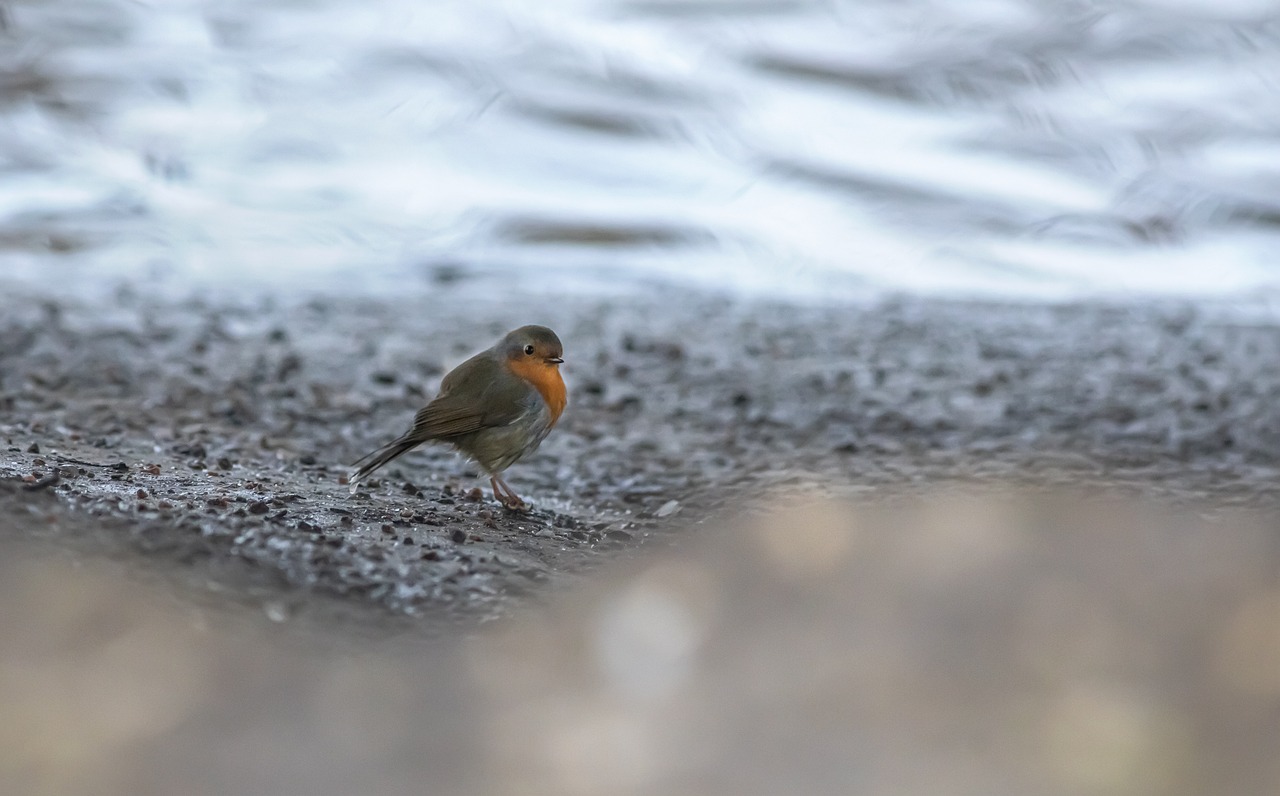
[348,325,567,510]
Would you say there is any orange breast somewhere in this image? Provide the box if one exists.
[507,359,567,427]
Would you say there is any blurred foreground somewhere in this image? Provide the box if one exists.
[4,491,1277,796]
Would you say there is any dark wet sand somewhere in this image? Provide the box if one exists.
[3,278,1280,626]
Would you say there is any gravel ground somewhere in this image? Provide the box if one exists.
[3,278,1280,625]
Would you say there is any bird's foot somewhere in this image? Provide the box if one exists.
[499,494,528,512]
[491,476,528,512]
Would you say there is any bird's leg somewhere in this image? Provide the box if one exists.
[494,476,527,511]
[489,477,507,506]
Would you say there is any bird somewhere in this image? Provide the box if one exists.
[348,325,567,510]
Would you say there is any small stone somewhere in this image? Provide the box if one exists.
[26,442,39,454]
[217,457,233,470]
[655,499,680,518]
[263,601,290,623]
[136,488,148,499]
[451,529,467,544]
[248,501,270,515]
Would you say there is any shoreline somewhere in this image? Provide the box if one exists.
[4,279,1280,626]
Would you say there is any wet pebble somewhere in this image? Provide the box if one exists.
[262,601,290,623]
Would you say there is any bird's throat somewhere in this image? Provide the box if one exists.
[507,359,567,426]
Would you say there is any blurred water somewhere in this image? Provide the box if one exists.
[2,0,1280,300]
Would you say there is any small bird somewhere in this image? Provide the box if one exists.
[348,325,567,510]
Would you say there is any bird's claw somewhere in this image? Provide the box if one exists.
[500,495,528,512]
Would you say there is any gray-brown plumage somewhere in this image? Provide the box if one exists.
[348,326,567,509]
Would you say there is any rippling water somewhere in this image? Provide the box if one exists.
[3,0,1280,299]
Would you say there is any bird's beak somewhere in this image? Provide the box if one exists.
[547,356,564,365]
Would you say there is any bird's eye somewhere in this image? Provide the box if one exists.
[524,344,535,356]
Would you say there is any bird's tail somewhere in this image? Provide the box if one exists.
[347,436,419,494]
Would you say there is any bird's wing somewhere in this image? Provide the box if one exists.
[409,355,532,440]
[438,349,490,395]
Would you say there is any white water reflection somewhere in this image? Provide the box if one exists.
[2,0,1280,299]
